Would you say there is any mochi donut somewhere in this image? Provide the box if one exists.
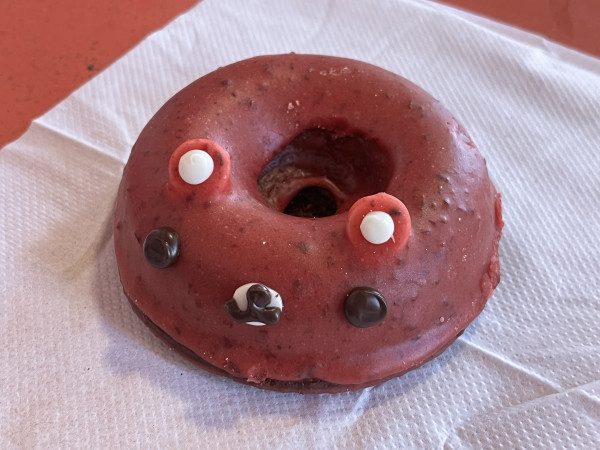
[113,54,503,393]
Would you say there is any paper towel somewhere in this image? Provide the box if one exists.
[1,0,599,448]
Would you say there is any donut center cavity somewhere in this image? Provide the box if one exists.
[257,128,392,218]
[283,186,338,218]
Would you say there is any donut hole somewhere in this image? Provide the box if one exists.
[283,186,338,218]
[257,128,392,218]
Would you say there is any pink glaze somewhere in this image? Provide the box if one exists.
[114,54,503,392]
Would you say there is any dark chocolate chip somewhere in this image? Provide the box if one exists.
[143,227,180,269]
[247,283,271,308]
[344,287,387,328]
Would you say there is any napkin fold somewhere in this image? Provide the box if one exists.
[2,0,599,448]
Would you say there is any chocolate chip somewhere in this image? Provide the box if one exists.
[247,284,271,308]
[143,227,180,268]
[344,287,387,328]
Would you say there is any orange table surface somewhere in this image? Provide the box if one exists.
[1,0,598,150]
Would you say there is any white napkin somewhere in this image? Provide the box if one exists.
[2,0,599,448]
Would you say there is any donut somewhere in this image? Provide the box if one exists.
[114,54,503,393]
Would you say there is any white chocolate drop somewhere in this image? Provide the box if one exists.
[178,150,214,185]
[232,283,283,327]
[360,211,395,244]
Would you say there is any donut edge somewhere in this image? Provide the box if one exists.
[125,293,465,394]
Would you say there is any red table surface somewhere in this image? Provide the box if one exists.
[1,0,598,150]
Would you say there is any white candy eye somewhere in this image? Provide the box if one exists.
[360,211,395,244]
[178,150,214,185]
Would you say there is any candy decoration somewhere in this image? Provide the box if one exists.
[224,283,283,326]
[345,193,412,265]
[344,287,388,328]
[143,227,180,269]
[360,211,395,244]
[178,149,214,185]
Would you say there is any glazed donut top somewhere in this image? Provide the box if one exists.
[114,54,503,390]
